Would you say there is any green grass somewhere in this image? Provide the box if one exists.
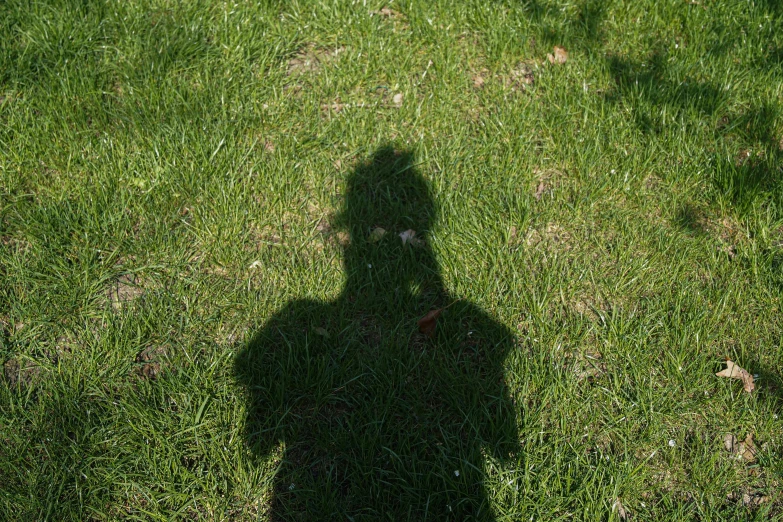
[1,0,782,520]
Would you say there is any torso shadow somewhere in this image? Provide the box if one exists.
[235,295,519,521]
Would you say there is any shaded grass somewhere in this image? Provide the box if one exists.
[1,0,782,520]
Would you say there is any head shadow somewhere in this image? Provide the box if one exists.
[234,146,520,519]
[332,145,446,312]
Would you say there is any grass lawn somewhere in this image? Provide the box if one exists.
[1,0,783,519]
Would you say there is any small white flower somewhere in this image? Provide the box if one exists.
[611,169,616,174]
[367,264,372,269]
[668,439,676,447]
[454,470,460,477]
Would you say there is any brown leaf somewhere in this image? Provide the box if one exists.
[740,433,758,462]
[613,499,629,520]
[716,359,755,393]
[472,74,485,89]
[369,227,386,242]
[534,181,547,200]
[135,346,167,380]
[399,229,422,246]
[417,308,443,337]
[547,46,568,64]
[742,492,769,507]
[313,327,330,338]
[724,433,738,453]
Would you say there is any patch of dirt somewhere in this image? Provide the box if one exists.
[370,7,403,18]
[471,69,488,89]
[287,46,344,76]
[331,230,350,248]
[3,358,41,389]
[525,223,571,249]
[706,215,747,258]
[735,148,753,167]
[135,346,168,380]
[107,273,145,310]
[508,62,536,89]
[644,174,663,192]
[571,349,606,383]
[571,293,607,319]
[250,223,284,248]
[532,167,565,193]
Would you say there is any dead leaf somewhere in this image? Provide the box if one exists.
[724,433,738,452]
[613,499,629,520]
[399,229,422,246]
[313,327,330,338]
[472,74,485,89]
[740,433,758,462]
[534,181,547,200]
[369,227,386,242]
[547,46,568,65]
[264,140,275,152]
[716,359,755,393]
[392,92,403,108]
[417,308,443,337]
[742,492,769,507]
[724,432,758,462]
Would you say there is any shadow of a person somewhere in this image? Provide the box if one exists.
[235,147,519,521]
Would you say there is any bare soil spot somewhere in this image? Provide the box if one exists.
[107,273,145,310]
[511,62,536,86]
[525,223,571,249]
[135,346,168,380]
[570,348,606,383]
[370,7,403,19]
[287,46,344,76]
[3,357,41,389]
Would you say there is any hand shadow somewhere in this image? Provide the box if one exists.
[235,146,520,521]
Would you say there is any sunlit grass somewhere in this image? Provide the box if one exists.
[1,0,782,519]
